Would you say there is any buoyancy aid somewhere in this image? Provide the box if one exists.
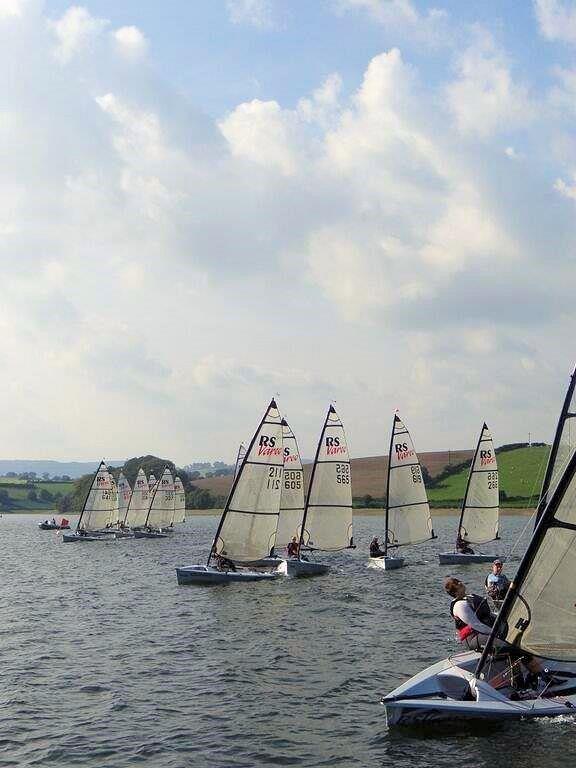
[450,595,495,641]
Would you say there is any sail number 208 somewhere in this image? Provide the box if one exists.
[336,463,350,484]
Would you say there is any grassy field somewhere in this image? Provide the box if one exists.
[428,445,549,508]
[0,478,75,511]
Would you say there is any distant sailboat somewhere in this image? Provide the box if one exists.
[135,467,174,539]
[124,468,150,530]
[370,413,436,570]
[173,476,186,525]
[278,405,353,577]
[62,461,117,543]
[176,399,283,584]
[438,423,500,565]
[233,443,246,479]
[148,473,157,492]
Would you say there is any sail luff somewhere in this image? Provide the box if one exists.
[234,444,246,479]
[384,414,397,557]
[298,408,329,555]
[535,364,576,527]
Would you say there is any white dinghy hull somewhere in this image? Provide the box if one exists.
[176,565,279,585]
[236,555,283,569]
[438,552,499,565]
[62,532,116,543]
[277,559,329,577]
[369,555,404,570]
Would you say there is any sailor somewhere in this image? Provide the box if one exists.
[456,533,475,555]
[444,577,496,649]
[370,536,385,558]
[215,553,236,572]
[287,536,299,559]
[485,559,510,601]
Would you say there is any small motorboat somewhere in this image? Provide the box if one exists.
[39,518,70,530]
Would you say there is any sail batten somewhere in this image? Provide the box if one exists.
[457,423,499,546]
[300,405,353,552]
[384,414,434,551]
[211,399,283,564]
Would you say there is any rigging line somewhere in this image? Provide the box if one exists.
[501,448,549,562]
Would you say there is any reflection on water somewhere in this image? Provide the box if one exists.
[1,513,573,767]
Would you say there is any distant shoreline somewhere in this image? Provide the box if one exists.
[11,507,535,517]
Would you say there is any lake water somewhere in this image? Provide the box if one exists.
[3,513,575,768]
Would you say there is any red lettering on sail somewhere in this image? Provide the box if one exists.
[480,456,496,466]
[284,454,298,463]
[326,445,346,455]
[396,449,415,461]
[258,445,283,456]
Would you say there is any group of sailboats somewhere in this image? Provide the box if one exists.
[176,399,355,585]
[383,364,576,725]
[369,415,501,569]
[63,463,186,542]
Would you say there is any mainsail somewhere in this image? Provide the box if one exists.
[210,399,283,564]
[146,468,174,529]
[457,423,499,546]
[536,364,576,525]
[300,405,353,551]
[77,461,116,532]
[275,419,305,550]
[117,472,132,525]
[124,468,150,528]
[148,473,157,492]
[478,448,576,668]
[174,476,186,524]
[385,414,434,553]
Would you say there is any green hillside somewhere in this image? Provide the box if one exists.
[0,477,75,512]
[427,445,550,508]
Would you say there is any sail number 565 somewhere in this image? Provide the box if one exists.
[336,464,350,484]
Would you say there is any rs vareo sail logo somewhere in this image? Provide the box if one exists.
[480,449,495,466]
[325,437,346,455]
[258,435,282,456]
[395,442,415,462]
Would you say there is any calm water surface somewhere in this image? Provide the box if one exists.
[2,513,575,768]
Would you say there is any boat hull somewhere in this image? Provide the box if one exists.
[133,530,168,539]
[38,523,70,530]
[438,552,500,565]
[369,556,404,570]
[176,565,279,585]
[383,650,576,725]
[62,532,115,543]
[276,559,329,577]
[234,555,283,568]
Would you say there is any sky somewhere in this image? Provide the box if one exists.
[2,0,576,464]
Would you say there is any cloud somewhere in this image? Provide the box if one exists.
[112,25,148,60]
[534,0,576,44]
[446,28,535,138]
[227,0,275,29]
[49,5,108,64]
[333,0,450,45]
[0,0,27,19]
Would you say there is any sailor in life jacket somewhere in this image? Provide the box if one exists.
[444,576,496,649]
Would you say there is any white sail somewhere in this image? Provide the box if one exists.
[78,462,116,532]
[214,399,283,563]
[147,468,175,529]
[174,476,186,524]
[385,414,434,549]
[275,419,305,550]
[458,423,499,545]
[148,473,157,492]
[302,405,353,551]
[234,444,246,479]
[117,472,132,525]
[125,468,150,528]
[483,449,576,664]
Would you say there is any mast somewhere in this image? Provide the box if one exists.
[384,414,398,558]
[476,446,576,677]
[455,424,485,549]
[76,460,105,531]
[207,399,278,566]
[143,465,165,528]
[535,364,576,526]
[299,405,332,558]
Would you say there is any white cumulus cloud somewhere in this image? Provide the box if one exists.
[49,5,108,64]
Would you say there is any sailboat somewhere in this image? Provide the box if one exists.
[124,468,150,531]
[534,364,576,526]
[275,419,305,555]
[173,476,186,525]
[176,399,283,585]
[383,440,576,724]
[113,471,133,537]
[62,461,117,543]
[438,423,500,565]
[370,413,436,570]
[233,443,246,479]
[278,405,353,577]
[135,467,174,539]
